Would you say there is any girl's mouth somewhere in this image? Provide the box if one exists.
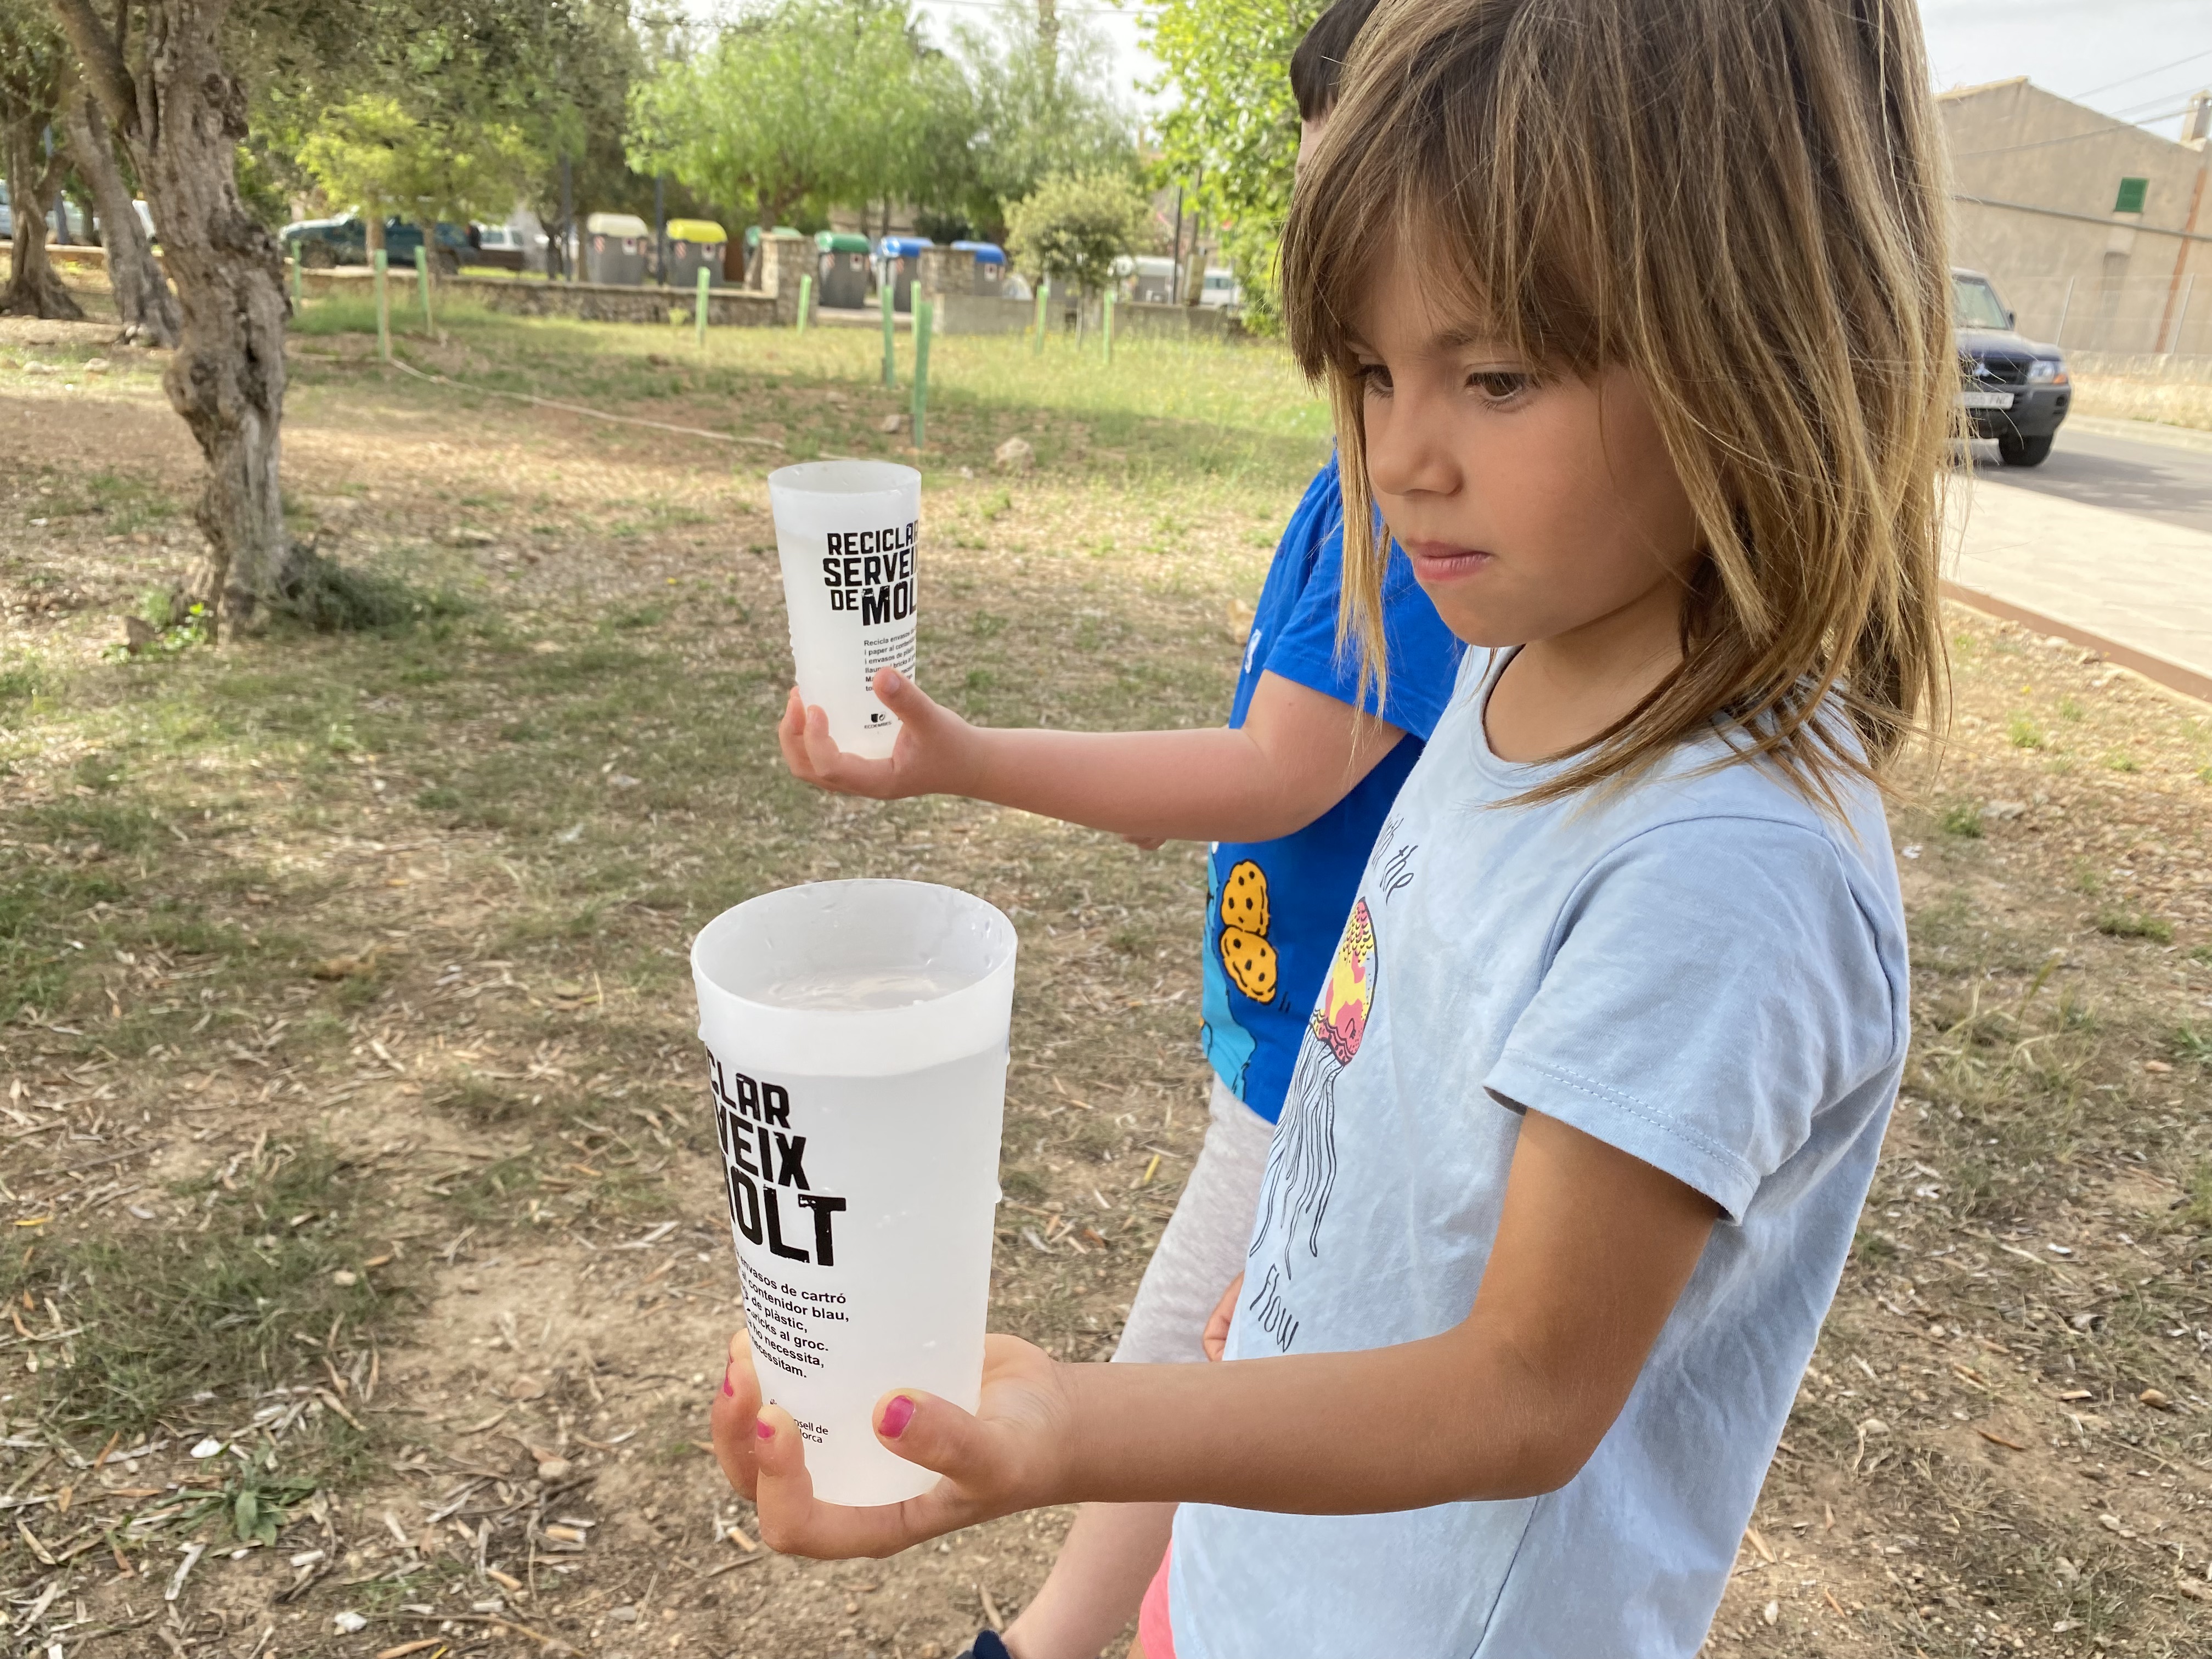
[1402,541,1497,583]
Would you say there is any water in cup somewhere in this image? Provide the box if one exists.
[769,460,921,760]
[692,880,1015,1505]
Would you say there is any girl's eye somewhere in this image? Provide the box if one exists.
[1356,361,1394,395]
[1469,371,1532,404]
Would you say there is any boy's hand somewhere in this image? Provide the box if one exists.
[778,669,977,800]
[708,1330,1075,1559]
[1202,1273,1244,1362]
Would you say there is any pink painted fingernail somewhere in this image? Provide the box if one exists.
[721,1363,733,1398]
[754,1417,774,1442]
[879,1396,915,1439]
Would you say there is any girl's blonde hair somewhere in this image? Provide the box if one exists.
[1283,0,1953,807]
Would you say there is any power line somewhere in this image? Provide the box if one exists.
[2067,47,2212,103]
[1949,104,2199,161]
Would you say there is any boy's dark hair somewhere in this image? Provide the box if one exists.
[1289,0,1383,123]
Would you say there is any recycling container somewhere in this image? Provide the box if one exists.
[816,231,873,309]
[583,212,650,285]
[877,235,933,313]
[668,218,726,290]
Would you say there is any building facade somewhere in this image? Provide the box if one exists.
[1940,78,2210,356]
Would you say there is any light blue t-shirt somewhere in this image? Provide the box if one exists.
[1170,650,1910,1658]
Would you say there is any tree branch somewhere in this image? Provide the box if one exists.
[46,0,134,134]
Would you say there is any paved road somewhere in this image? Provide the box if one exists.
[1967,420,2212,536]
[1954,419,2212,696]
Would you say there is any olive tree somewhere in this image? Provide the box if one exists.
[0,1,81,319]
[61,78,178,343]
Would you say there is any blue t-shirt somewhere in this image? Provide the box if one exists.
[1171,650,1910,1657]
[1200,460,1462,1124]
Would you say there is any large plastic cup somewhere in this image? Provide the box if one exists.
[692,879,1015,1504]
[770,460,921,760]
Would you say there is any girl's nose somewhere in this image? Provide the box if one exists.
[1364,387,1459,502]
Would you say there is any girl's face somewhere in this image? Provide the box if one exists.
[1350,249,1704,652]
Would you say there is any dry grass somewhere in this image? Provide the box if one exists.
[2,291,2210,1658]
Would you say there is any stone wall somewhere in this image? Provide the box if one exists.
[295,268,781,327]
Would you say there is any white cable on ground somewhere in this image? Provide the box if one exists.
[381,353,786,450]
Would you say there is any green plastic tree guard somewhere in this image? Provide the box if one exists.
[881,278,896,389]
[912,300,934,449]
[374,249,391,363]
[696,266,710,348]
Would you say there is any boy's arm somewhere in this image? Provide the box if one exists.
[710,1110,1718,1557]
[780,667,1406,844]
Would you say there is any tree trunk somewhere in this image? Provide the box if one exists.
[0,117,86,319]
[59,88,178,346]
[54,0,296,636]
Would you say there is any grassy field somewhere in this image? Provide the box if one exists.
[2,287,2210,1659]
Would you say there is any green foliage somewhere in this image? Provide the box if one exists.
[297,93,531,232]
[628,0,936,230]
[279,552,470,633]
[2095,910,2172,944]
[1937,801,1983,838]
[1142,0,1324,328]
[2006,712,2045,749]
[1006,171,1151,296]
[628,0,1135,240]
[943,2,1136,236]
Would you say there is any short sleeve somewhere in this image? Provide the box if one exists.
[1259,476,1463,742]
[1481,819,1901,1223]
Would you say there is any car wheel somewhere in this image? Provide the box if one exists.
[432,248,461,278]
[1997,433,2053,467]
[300,241,338,269]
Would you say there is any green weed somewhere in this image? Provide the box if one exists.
[0,1138,402,1440]
[2095,910,2172,943]
[1938,801,1984,838]
[2007,713,2045,750]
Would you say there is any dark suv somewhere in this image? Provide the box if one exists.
[1954,267,2069,467]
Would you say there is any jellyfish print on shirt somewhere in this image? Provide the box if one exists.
[1249,897,1376,1281]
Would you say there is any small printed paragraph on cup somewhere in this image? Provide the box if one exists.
[692,880,1015,1505]
[770,460,921,760]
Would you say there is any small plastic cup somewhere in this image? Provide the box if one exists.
[692,879,1015,1504]
[769,460,921,759]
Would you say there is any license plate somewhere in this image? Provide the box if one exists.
[1960,390,2015,410]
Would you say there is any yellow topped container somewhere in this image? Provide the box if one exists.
[667,219,726,244]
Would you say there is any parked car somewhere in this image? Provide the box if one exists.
[1953,267,2069,468]
[467,223,530,272]
[0,183,93,242]
[280,213,471,273]
[1197,267,1241,308]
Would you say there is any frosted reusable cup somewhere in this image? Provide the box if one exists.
[769,460,921,760]
[691,879,1015,1505]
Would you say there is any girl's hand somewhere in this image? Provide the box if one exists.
[1201,1273,1244,1362]
[777,668,979,800]
[708,1330,1076,1559]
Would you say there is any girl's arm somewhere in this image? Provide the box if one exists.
[778,667,1406,844]
[709,1110,1718,1558]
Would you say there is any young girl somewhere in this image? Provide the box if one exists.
[713,0,1951,1651]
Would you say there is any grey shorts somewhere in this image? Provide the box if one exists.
[1111,1077,1276,1365]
